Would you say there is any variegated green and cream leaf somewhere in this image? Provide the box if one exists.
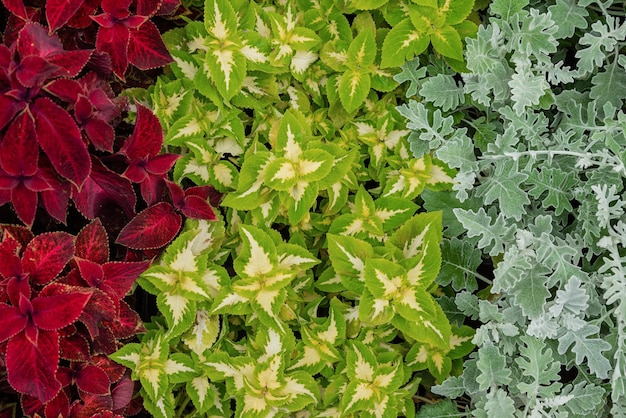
[186,377,217,414]
[327,234,375,294]
[381,19,430,68]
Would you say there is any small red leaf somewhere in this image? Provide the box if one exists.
[0,95,25,131]
[119,103,163,160]
[32,291,92,330]
[59,332,91,362]
[0,112,38,176]
[111,375,135,411]
[76,258,105,287]
[100,261,150,300]
[48,49,93,78]
[144,153,181,175]
[1,0,28,19]
[107,299,144,339]
[46,0,85,32]
[72,156,136,220]
[85,118,115,152]
[33,97,90,188]
[95,25,130,79]
[6,329,61,403]
[0,304,27,342]
[39,163,70,224]
[75,219,110,264]
[45,78,83,103]
[76,364,111,395]
[78,289,116,339]
[93,354,127,384]
[136,0,163,17]
[101,0,132,19]
[17,23,61,57]
[127,20,172,70]
[15,55,57,87]
[116,202,181,249]
[22,231,75,286]
[44,390,70,418]
[10,183,39,227]
[155,0,180,16]
[180,195,218,220]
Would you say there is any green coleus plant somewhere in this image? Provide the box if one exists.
[395,0,626,416]
[110,0,487,415]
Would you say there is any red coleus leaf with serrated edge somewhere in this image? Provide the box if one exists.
[111,374,136,412]
[46,0,85,32]
[166,181,218,221]
[0,111,37,176]
[75,219,110,265]
[1,0,28,19]
[116,202,182,249]
[94,355,128,384]
[120,102,163,159]
[39,160,71,224]
[77,288,116,339]
[127,20,172,71]
[32,97,91,188]
[76,258,149,301]
[72,156,136,220]
[76,363,111,396]
[22,231,75,286]
[31,290,92,330]
[60,332,91,362]
[155,0,180,16]
[107,300,144,339]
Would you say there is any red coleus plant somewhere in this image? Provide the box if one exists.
[0,222,148,416]
[1,0,177,79]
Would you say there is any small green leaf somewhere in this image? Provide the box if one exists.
[430,25,464,61]
[441,0,475,26]
[338,69,371,113]
[381,19,430,68]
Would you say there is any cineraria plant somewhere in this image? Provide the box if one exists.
[110,0,488,415]
[396,0,626,416]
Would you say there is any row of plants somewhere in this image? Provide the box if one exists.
[2,0,626,416]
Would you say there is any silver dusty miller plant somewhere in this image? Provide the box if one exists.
[397,0,626,416]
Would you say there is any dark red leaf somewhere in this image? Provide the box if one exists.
[17,22,62,57]
[75,94,93,122]
[67,0,99,28]
[136,0,163,17]
[93,354,127,383]
[0,304,26,342]
[76,257,105,287]
[71,392,114,417]
[180,195,218,220]
[6,329,61,403]
[119,102,163,160]
[59,332,91,362]
[7,276,31,306]
[144,153,181,175]
[1,224,34,250]
[1,0,28,19]
[0,236,22,279]
[155,0,180,16]
[32,291,92,330]
[47,49,93,78]
[0,112,38,176]
[0,95,25,131]
[46,0,85,32]
[75,219,110,264]
[100,261,150,300]
[111,375,135,412]
[78,289,116,339]
[22,231,75,286]
[77,364,111,395]
[45,78,83,103]
[15,55,58,87]
[72,156,136,220]
[33,97,90,188]
[91,323,117,354]
[101,0,132,19]
[85,118,116,152]
[10,182,39,227]
[116,202,181,249]
[127,20,172,70]
[39,162,70,224]
[106,299,144,339]
[44,390,70,418]
[95,25,130,79]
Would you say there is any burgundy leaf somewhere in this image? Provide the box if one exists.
[85,118,116,152]
[111,375,135,411]
[6,329,61,403]
[0,235,22,279]
[6,276,31,306]
[101,0,132,19]
[76,364,111,395]
[33,97,90,188]
[46,0,85,32]
[31,291,92,330]
[94,25,130,79]
[15,55,58,87]
[22,231,75,286]
[67,0,100,28]
[45,78,84,103]
[0,95,25,131]
[127,20,172,70]
[106,299,144,339]
[44,391,71,418]
[78,289,116,339]
[144,153,181,175]
[71,392,114,418]
[0,304,27,342]
[75,95,93,122]
[10,182,39,227]
[1,224,34,250]
[75,219,110,264]
[39,162,71,224]
[100,261,150,300]
[91,323,117,354]
[136,0,163,17]
[1,0,28,19]
[180,195,218,220]
[59,332,91,362]
[17,22,62,57]
[155,0,180,16]
[47,49,93,78]
[76,257,105,287]
[116,202,181,249]
[119,103,163,160]
[93,354,127,384]
[72,156,136,220]
[0,111,38,176]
